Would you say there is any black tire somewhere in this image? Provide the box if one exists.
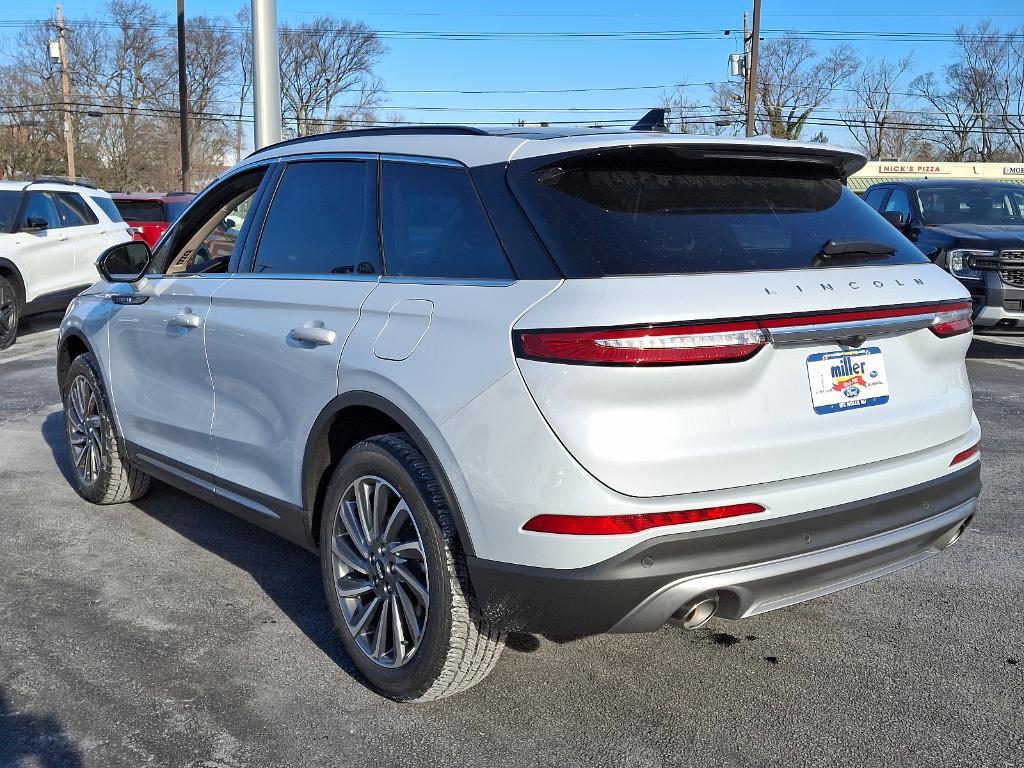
[62,353,151,505]
[319,433,503,701]
[0,276,19,351]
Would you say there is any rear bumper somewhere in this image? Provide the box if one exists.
[467,463,980,635]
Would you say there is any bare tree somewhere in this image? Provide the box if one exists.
[660,83,734,134]
[842,55,915,159]
[993,25,1024,161]
[278,16,386,136]
[912,21,1012,161]
[232,5,252,162]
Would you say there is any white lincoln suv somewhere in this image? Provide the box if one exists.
[0,179,132,349]
[57,122,981,701]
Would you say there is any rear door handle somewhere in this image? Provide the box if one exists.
[289,326,336,345]
[58,233,69,241]
[169,311,202,329]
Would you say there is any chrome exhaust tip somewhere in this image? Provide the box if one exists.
[669,594,720,631]
[936,514,974,551]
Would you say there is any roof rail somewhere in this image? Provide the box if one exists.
[248,125,490,158]
[26,176,98,190]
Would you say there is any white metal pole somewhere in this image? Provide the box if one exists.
[251,0,282,149]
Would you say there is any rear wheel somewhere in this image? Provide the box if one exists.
[0,276,19,351]
[63,353,150,504]
[319,433,503,701]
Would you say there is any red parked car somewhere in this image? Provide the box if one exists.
[110,193,196,248]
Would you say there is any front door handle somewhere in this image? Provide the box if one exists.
[169,311,202,329]
[289,326,336,345]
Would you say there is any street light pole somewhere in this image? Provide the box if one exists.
[251,0,282,149]
[55,4,76,180]
[176,0,190,192]
[745,0,762,138]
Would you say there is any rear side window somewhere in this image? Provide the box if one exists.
[509,146,928,277]
[91,196,124,222]
[863,187,889,210]
[55,192,99,226]
[381,162,513,280]
[253,160,379,275]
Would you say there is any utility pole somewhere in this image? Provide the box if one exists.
[252,0,282,149]
[176,0,190,192]
[745,0,762,137]
[742,12,749,113]
[55,4,75,180]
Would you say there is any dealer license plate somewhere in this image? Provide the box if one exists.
[806,347,890,415]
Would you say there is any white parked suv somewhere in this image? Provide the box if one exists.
[57,122,981,701]
[0,179,131,349]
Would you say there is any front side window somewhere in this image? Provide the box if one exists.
[253,160,379,276]
[151,168,267,276]
[381,162,513,280]
[55,192,99,227]
[21,192,62,230]
[509,146,928,277]
[883,188,913,220]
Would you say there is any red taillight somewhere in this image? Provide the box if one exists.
[522,503,765,535]
[516,322,767,366]
[930,301,973,338]
[950,441,980,466]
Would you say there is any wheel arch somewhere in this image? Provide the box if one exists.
[303,391,477,556]
[0,258,26,307]
[57,329,96,397]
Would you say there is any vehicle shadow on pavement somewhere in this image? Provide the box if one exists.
[15,310,65,338]
[39,412,363,687]
[0,689,84,767]
[969,335,1024,359]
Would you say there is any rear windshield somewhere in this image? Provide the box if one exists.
[509,146,927,277]
[915,185,1024,226]
[165,200,192,221]
[114,200,165,222]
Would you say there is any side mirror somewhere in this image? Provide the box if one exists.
[21,216,49,232]
[96,241,151,283]
[881,210,908,230]
[224,217,237,230]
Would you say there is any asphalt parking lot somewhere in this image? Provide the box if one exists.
[1,313,1021,768]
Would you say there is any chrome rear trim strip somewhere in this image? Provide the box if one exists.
[768,314,935,346]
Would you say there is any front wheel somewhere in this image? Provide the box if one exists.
[319,434,503,701]
[62,353,150,504]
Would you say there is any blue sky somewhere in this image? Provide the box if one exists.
[5,0,1024,148]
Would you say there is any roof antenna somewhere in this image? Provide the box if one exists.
[630,108,669,133]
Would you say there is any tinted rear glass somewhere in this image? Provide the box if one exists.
[165,200,192,221]
[114,200,165,222]
[90,196,123,222]
[915,185,1024,225]
[0,191,19,231]
[509,147,927,277]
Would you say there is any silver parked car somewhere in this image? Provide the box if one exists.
[58,122,980,701]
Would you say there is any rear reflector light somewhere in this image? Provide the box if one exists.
[516,322,767,366]
[950,442,980,466]
[522,503,765,535]
[930,302,973,338]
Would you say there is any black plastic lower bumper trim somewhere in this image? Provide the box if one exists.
[466,464,981,636]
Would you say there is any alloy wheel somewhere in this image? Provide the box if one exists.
[66,374,105,486]
[0,281,16,345]
[329,475,429,668]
